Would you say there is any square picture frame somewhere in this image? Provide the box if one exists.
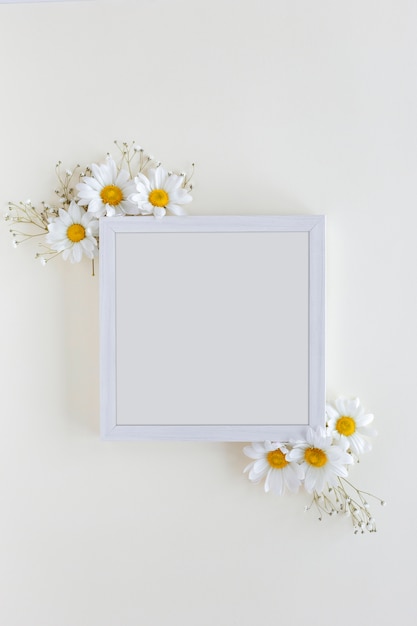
[99,215,325,441]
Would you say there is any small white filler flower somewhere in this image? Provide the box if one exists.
[46,201,99,263]
[76,157,136,217]
[326,396,377,457]
[130,166,192,218]
[286,427,354,494]
[243,441,303,495]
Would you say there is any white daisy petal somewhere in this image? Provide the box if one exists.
[154,166,165,188]
[286,447,305,463]
[271,468,285,495]
[243,441,302,495]
[304,465,317,493]
[133,166,192,216]
[325,404,339,420]
[243,446,263,460]
[284,465,302,493]
[153,207,166,219]
[76,157,136,217]
[327,397,376,459]
[170,187,193,204]
[252,458,269,474]
[335,397,349,415]
[355,412,375,427]
[264,468,273,492]
[346,397,361,416]
[164,174,182,192]
[287,426,354,493]
[248,464,268,482]
[72,243,82,263]
[46,201,98,263]
[58,208,73,227]
[166,203,188,216]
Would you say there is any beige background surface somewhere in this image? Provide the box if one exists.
[0,1,415,624]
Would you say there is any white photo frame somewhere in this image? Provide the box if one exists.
[100,215,325,441]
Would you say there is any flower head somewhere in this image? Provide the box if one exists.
[76,157,136,217]
[326,397,377,458]
[130,166,192,218]
[46,201,98,263]
[243,441,303,495]
[286,427,353,494]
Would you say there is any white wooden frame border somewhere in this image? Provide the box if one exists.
[100,215,325,441]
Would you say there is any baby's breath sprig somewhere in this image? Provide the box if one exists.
[305,477,385,534]
[5,163,80,258]
[113,140,159,179]
[5,200,51,247]
[5,140,194,266]
[178,162,195,193]
[112,140,194,195]
[54,162,82,207]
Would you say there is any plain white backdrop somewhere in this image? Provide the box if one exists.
[0,1,416,624]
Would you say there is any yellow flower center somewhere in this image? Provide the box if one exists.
[304,447,327,468]
[100,184,124,206]
[267,449,288,469]
[67,223,85,243]
[149,189,169,207]
[336,416,356,436]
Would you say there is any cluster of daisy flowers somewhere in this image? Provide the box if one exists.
[4,141,194,265]
[244,397,385,533]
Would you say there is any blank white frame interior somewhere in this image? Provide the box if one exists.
[100,215,325,441]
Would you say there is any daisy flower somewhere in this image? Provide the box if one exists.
[130,166,192,218]
[326,397,377,457]
[286,427,353,494]
[46,201,99,263]
[243,441,303,495]
[76,157,136,217]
